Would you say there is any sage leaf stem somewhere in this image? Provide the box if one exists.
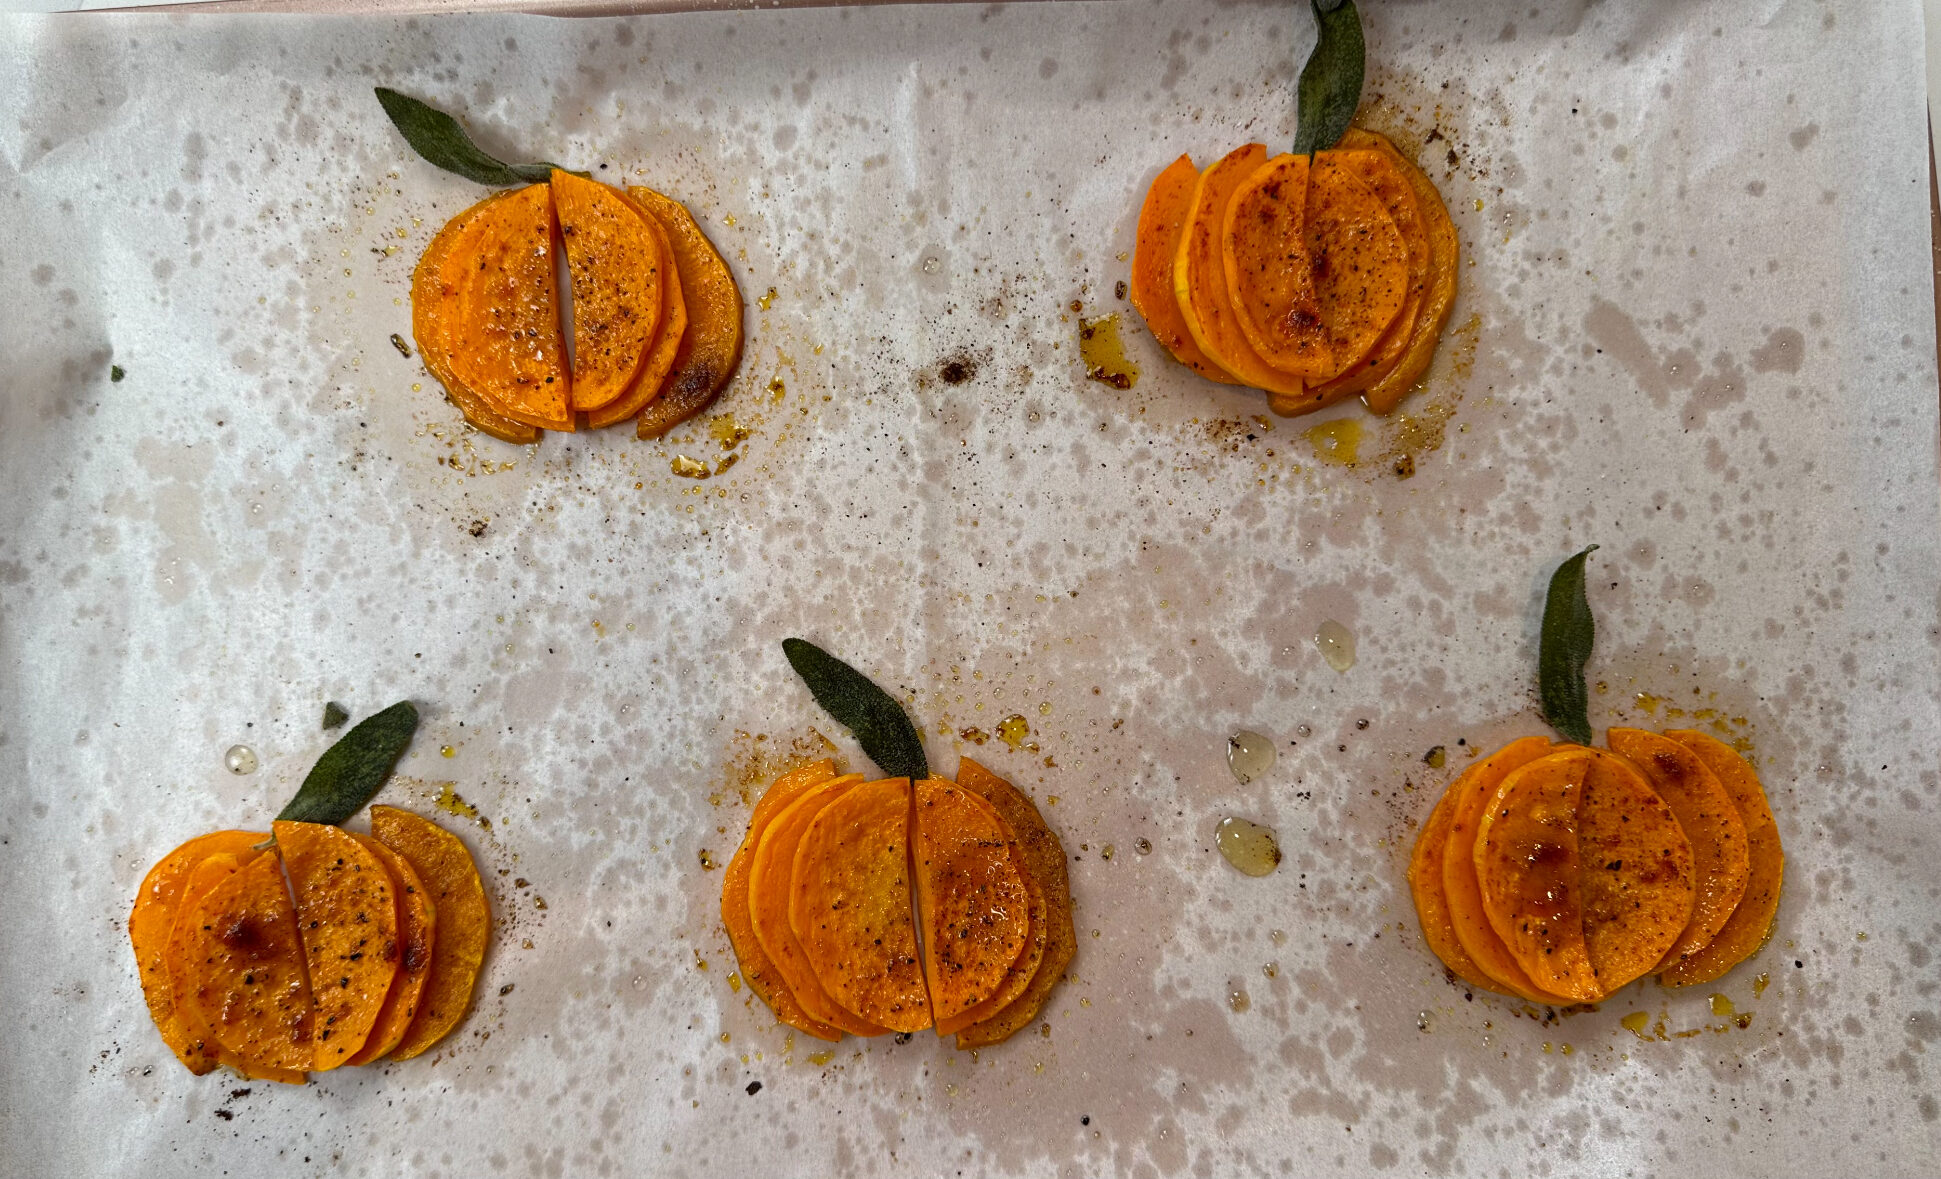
[1538,546,1599,746]
[1292,0,1366,156]
[375,88,579,188]
[782,639,929,782]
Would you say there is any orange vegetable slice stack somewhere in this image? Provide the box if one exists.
[130,807,489,1081]
[1409,728,1781,1002]
[1129,127,1458,419]
[722,756,1072,1049]
[410,178,741,441]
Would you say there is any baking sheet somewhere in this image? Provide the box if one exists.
[3,2,1940,1175]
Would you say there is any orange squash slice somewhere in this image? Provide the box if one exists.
[550,170,666,416]
[1133,155,1241,385]
[912,777,1033,1029]
[345,833,438,1065]
[1659,731,1784,986]
[370,805,491,1061]
[1577,748,1695,992]
[1473,748,1601,1002]
[625,186,745,437]
[171,851,314,1076]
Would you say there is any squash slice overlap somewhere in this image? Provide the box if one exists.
[1473,749,1600,1003]
[1406,785,1497,993]
[1222,153,1329,378]
[1132,155,1241,385]
[912,777,1032,1028]
[1606,729,1750,973]
[273,820,400,1070]
[722,760,846,1041]
[345,833,439,1065]
[1577,749,1695,991]
[410,192,544,444]
[551,170,666,415]
[370,805,491,1061]
[1309,137,1428,403]
[1352,131,1459,414]
[1659,731,1784,986]
[625,186,745,436]
[790,777,931,1032]
[171,851,314,1076]
[1301,153,1409,387]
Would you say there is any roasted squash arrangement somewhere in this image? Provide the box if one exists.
[723,757,1074,1049]
[1132,129,1457,418]
[380,91,744,443]
[129,704,490,1082]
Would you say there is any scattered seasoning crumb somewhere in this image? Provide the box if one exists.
[389,333,413,359]
[745,1081,763,1095]
[468,519,488,537]
[321,702,349,730]
[499,983,514,996]
[110,365,126,383]
[1081,1115,1091,1126]
[213,1109,234,1121]
[1423,745,1446,768]
[698,849,718,871]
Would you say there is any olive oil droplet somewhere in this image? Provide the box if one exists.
[1314,620,1357,672]
[1078,314,1139,390]
[997,714,1031,749]
[1709,993,1735,1017]
[224,745,259,775]
[1215,817,1282,877]
[1303,418,1361,465]
[1228,988,1251,1014]
[1226,729,1276,784]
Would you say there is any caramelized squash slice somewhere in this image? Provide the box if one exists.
[437,183,573,432]
[626,186,746,437]
[345,833,439,1065]
[1343,130,1460,414]
[370,805,491,1061]
[1577,748,1695,991]
[273,820,400,1070]
[1223,153,1329,378]
[912,777,1032,1028]
[722,760,845,1041]
[949,758,1074,1049]
[1131,155,1241,386]
[1606,729,1751,973]
[410,191,544,444]
[791,777,931,1033]
[586,197,688,429]
[551,170,666,415]
[1308,140,1428,403]
[1659,731,1784,986]
[130,830,270,1075]
[1173,144,1312,399]
[1439,736,1578,1004]
[171,850,314,1076]
[1473,749,1601,1002]
[1301,153,1409,386]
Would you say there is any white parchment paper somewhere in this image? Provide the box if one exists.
[3,2,1939,1175]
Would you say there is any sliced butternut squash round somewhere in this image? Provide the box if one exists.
[1406,784,1498,993]
[1353,131,1459,415]
[1659,731,1783,986]
[1308,138,1428,404]
[1302,152,1409,386]
[345,833,439,1065]
[1473,748,1601,1003]
[722,760,846,1042]
[625,186,746,437]
[171,850,315,1076]
[1172,144,1313,399]
[1133,154,1242,385]
[949,757,1075,1049]
[912,777,1033,1029]
[551,170,666,416]
[1223,153,1329,378]
[274,820,400,1069]
[370,805,491,1061]
[1439,736,1579,1004]
[585,196,688,430]
[410,191,544,444]
[790,777,931,1033]
[448,183,573,432]
[1606,729,1751,974]
[129,830,271,1076]
[1577,748,1695,992]
[746,777,891,1038]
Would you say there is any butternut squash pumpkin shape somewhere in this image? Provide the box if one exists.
[370,805,491,1061]
[410,192,543,445]
[171,850,314,1076]
[1659,731,1784,986]
[722,760,846,1042]
[1172,144,1312,399]
[948,758,1075,1049]
[345,833,439,1065]
[1439,735,1579,1004]
[1606,729,1751,973]
[551,170,666,416]
[1132,155,1241,385]
[746,777,891,1038]
[911,777,1033,1029]
[1576,748,1694,991]
[130,830,270,1075]
[626,186,746,437]
[1223,153,1329,378]
[273,820,400,1070]
[790,777,931,1033]
[1473,748,1601,1003]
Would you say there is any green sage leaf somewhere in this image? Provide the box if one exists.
[276,700,420,825]
[374,88,576,187]
[1538,546,1599,746]
[1292,0,1366,155]
[782,639,928,782]
[321,701,349,730]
